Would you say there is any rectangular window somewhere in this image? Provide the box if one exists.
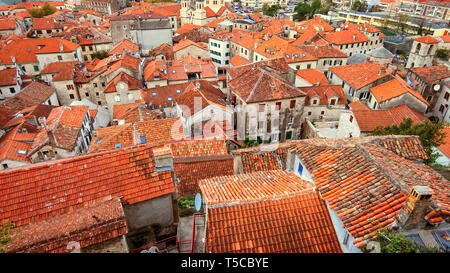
[69,94,75,99]
[286,130,292,140]
[275,102,281,110]
[34,65,39,72]
[444,92,449,100]
[259,104,265,112]
[290,100,296,108]
[330,99,336,105]
[350,115,354,123]
[9,87,15,94]
[57,55,62,61]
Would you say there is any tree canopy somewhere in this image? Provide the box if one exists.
[351,0,368,12]
[370,118,448,165]
[0,221,14,253]
[263,4,281,17]
[28,3,57,18]
[293,0,330,21]
[91,50,109,60]
[369,229,440,253]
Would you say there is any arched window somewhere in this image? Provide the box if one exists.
[427,45,433,55]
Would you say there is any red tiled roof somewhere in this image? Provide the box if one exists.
[299,44,348,58]
[88,118,185,153]
[175,81,228,115]
[254,36,317,64]
[296,69,329,86]
[0,19,16,30]
[0,81,56,114]
[205,191,342,253]
[440,35,450,43]
[232,143,293,174]
[173,39,207,52]
[168,138,228,158]
[40,61,78,81]
[0,38,79,64]
[104,73,141,93]
[109,39,139,56]
[301,85,346,105]
[353,104,426,132]
[290,135,446,247]
[228,60,306,103]
[325,30,369,45]
[199,170,315,206]
[410,64,450,83]
[0,126,34,163]
[33,17,62,30]
[174,154,233,195]
[370,75,429,105]
[438,127,450,158]
[329,62,389,90]
[0,144,174,228]
[229,55,250,66]
[414,35,439,44]
[0,68,18,87]
[6,197,128,253]
[349,100,370,111]
[141,82,190,108]
[113,103,159,123]
[175,23,200,35]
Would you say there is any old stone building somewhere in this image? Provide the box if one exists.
[110,13,173,53]
[406,36,439,68]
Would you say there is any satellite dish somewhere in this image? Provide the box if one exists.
[433,84,441,91]
[194,193,202,212]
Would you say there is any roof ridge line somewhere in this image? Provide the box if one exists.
[245,68,265,102]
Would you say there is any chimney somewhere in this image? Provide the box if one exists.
[353,33,356,41]
[153,146,174,172]
[38,116,47,130]
[379,66,386,75]
[59,43,63,52]
[396,186,434,230]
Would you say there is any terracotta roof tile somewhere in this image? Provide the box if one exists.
[353,104,426,132]
[325,30,369,45]
[6,197,127,253]
[296,69,329,86]
[109,39,139,56]
[205,192,342,253]
[229,55,250,66]
[113,103,159,123]
[330,62,389,90]
[174,154,233,195]
[438,127,450,158]
[0,68,18,87]
[410,64,450,83]
[370,75,429,105]
[88,118,185,153]
[0,144,174,228]
[414,35,439,44]
[0,81,56,114]
[290,135,446,246]
[199,170,315,206]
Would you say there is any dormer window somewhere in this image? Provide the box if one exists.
[330,99,336,106]
[313,99,318,105]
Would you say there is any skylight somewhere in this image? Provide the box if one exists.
[140,136,146,144]
[115,144,122,149]
[168,97,172,101]
[176,89,181,94]
[152,92,157,97]
[17,150,28,155]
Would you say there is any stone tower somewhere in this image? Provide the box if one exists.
[406,36,439,69]
[192,0,207,26]
[180,0,192,25]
